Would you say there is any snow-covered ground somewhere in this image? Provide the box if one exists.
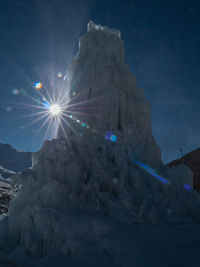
[0,221,199,267]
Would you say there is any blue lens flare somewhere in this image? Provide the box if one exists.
[130,157,171,185]
[110,135,117,142]
[105,132,117,142]
[42,101,50,108]
[183,184,192,190]
[105,132,112,140]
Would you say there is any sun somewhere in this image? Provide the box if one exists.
[14,74,101,143]
[49,104,61,116]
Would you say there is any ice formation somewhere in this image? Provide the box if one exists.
[87,21,121,38]
[0,22,200,264]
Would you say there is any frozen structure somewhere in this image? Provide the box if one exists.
[87,21,121,37]
[57,20,161,168]
[0,22,200,266]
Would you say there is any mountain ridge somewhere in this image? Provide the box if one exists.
[0,142,32,172]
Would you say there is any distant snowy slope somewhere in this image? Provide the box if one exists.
[0,142,32,172]
[0,166,16,179]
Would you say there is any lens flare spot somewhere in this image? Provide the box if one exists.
[110,135,117,142]
[105,132,112,141]
[105,132,117,142]
[12,89,19,95]
[56,72,62,78]
[43,101,50,108]
[34,82,42,90]
[6,106,12,112]
[49,104,61,115]
[183,184,192,190]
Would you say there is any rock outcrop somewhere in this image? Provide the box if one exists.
[0,142,32,217]
[168,148,200,192]
[0,176,12,215]
[0,167,16,216]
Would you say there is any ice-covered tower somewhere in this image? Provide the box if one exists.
[0,22,197,261]
[57,21,161,165]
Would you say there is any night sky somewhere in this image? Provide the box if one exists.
[0,0,199,163]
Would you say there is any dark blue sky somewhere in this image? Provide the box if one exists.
[0,0,199,163]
